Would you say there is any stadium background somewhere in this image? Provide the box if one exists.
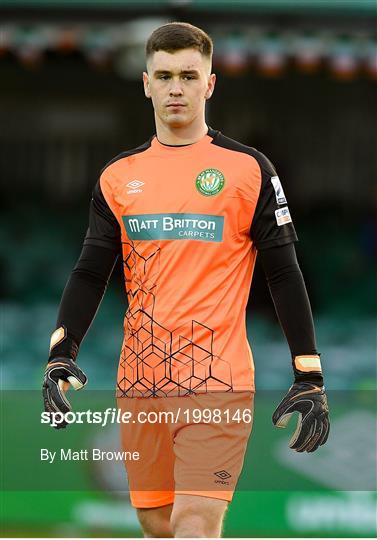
[1,0,376,537]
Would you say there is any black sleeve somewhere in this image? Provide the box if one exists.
[258,242,323,385]
[49,181,121,361]
[83,180,121,251]
[250,153,298,250]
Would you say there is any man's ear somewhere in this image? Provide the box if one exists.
[205,73,216,100]
[143,71,151,99]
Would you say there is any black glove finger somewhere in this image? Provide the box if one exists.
[319,416,330,446]
[290,411,315,451]
[305,419,325,452]
[273,396,313,427]
[64,364,87,390]
[42,358,87,430]
[42,384,54,412]
[43,382,62,414]
[305,410,330,452]
[272,390,295,425]
[47,363,87,390]
[272,402,286,426]
[43,378,71,414]
[272,406,294,428]
[42,384,69,429]
[295,418,320,452]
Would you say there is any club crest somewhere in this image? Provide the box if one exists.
[196,168,225,197]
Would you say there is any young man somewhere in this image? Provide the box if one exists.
[43,22,330,538]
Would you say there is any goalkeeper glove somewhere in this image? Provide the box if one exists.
[43,357,87,429]
[272,355,330,452]
[42,326,87,429]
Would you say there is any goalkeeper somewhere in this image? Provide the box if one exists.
[42,21,329,539]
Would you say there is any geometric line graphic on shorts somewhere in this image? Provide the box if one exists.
[214,470,232,480]
[117,240,233,397]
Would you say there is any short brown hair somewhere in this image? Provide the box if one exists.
[146,22,213,60]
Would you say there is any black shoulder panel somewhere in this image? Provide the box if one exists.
[210,129,298,250]
[100,136,153,175]
[210,131,277,177]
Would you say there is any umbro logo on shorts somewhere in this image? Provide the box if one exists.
[127,180,144,194]
[214,470,232,485]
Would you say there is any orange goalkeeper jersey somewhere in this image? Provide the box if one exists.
[84,128,297,397]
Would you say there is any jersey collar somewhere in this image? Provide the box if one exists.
[151,127,219,152]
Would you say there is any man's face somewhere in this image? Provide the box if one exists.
[143,48,216,128]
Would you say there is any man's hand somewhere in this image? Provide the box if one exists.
[42,357,88,429]
[272,382,330,452]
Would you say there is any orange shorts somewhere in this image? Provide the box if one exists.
[117,391,254,508]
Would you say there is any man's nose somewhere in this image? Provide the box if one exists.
[169,79,183,96]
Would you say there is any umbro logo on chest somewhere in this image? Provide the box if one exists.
[127,180,144,194]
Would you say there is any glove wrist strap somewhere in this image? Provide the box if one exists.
[293,354,324,386]
[49,326,79,362]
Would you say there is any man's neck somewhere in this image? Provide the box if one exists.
[155,118,208,146]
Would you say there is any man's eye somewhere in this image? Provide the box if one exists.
[159,75,170,80]
[183,75,195,80]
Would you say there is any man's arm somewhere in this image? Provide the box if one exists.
[43,180,121,427]
[257,242,330,453]
[49,244,119,361]
[258,242,323,385]
[249,152,329,452]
